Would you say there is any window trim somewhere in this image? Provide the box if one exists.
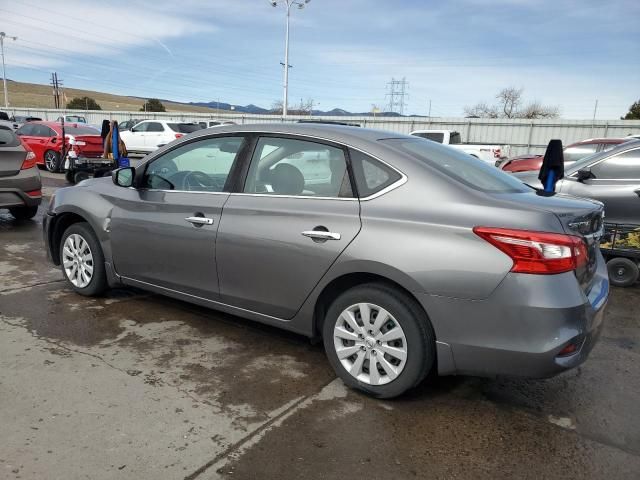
[133,130,407,199]
[235,132,406,201]
[570,147,640,181]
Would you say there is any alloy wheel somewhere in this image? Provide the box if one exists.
[333,303,408,386]
[62,233,94,288]
[45,151,58,171]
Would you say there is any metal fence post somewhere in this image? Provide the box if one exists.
[527,121,534,151]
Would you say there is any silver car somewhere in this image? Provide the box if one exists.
[44,124,609,398]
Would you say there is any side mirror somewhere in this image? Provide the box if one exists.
[576,169,594,182]
[112,167,135,188]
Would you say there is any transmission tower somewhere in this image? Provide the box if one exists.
[385,77,408,115]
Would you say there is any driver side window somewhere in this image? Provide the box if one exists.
[144,136,245,192]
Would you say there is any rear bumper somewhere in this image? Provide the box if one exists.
[421,252,609,378]
[0,167,42,208]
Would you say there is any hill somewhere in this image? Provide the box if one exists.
[0,80,221,113]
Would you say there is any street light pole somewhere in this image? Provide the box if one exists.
[0,32,18,109]
[272,0,310,118]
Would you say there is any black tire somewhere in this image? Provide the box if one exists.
[74,171,90,184]
[322,283,435,399]
[44,150,62,172]
[607,257,639,287]
[65,170,75,184]
[59,222,108,296]
[9,205,38,220]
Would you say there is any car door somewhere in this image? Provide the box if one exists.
[559,147,640,224]
[16,124,39,159]
[121,122,148,151]
[109,135,249,300]
[143,121,167,151]
[216,135,361,319]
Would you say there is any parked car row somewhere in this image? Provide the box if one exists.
[498,137,630,173]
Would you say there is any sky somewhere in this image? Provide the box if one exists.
[1,0,639,119]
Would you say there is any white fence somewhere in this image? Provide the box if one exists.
[7,107,640,156]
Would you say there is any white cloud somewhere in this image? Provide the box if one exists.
[1,0,217,67]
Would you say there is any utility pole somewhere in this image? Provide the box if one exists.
[1,32,18,109]
[271,0,311,117]
[591,99,598,137]
[385,77,408,115]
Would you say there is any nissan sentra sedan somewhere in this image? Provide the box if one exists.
[43,123,609,398]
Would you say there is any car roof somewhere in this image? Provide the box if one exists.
[566,139,640,174]
[197,122,411,145]
[566,138,627,147]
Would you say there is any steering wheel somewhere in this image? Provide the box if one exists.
[182,170,217,191]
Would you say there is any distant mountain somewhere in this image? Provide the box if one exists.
[188,100,403,117]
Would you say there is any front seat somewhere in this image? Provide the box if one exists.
[270,163,305,195]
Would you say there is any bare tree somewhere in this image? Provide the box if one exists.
[520,101,560,119]
[270,100,284,115]
[496,87,523,118]
[464,102,498,118]
[464,87,559,119]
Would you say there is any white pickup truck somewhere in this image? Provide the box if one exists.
[410,129,508,166]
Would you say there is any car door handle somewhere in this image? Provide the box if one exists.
[301,230,341,240]
[185,216,214,226]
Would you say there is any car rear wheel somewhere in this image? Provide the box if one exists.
[60,222,107,296]
[607,257,639,287]
[323,283,435,398]
[44,150,62,172]
[9,206,38,220]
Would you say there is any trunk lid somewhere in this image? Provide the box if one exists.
[0,129,27,177]
[71,135,104,157]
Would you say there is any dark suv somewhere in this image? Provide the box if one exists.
[0,126,42,220]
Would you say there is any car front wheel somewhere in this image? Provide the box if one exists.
[323,283,435,398]
[60,222,107,296]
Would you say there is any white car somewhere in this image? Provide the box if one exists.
[410,129,509,166]
[120,120,202,153]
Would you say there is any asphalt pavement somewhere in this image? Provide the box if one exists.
[1,172,639,479]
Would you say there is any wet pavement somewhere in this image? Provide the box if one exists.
[1,174,639,479]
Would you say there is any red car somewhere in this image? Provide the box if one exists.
[15,121,103,172]
[499,138,629,173]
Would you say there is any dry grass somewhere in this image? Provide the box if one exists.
[0,80,220,113]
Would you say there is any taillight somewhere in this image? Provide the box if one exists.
[175,133,184,139]
[25,189,42,198]
[21,150,37,170]
[473,227,588,274]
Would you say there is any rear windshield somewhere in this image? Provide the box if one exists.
[382,138,529,193]
[64,126,100,135]
[0,126,21,146]
[168,123,202,133]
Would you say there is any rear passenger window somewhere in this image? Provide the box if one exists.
[349,149,402,197]
[244,137,353,198]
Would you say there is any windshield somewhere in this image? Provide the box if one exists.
[168,123,202,133]
[383,138,529,193]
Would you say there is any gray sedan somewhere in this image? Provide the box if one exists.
[44,124,608,398]
[0,125,41,219]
